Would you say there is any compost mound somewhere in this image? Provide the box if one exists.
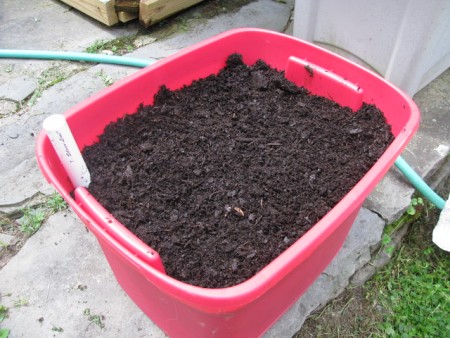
[83,54,394,288]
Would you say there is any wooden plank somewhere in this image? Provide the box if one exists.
[115,0,139,22]
[115,0,139,13]
[60,0,119,26]
[139,0,204,27]
[117,11,139,23]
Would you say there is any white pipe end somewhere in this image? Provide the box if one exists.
[43,114,91,188]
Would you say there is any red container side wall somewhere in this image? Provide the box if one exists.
[96,204,359,337]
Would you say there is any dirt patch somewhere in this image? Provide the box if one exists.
[294,286,382,337]
[83,54,393,288]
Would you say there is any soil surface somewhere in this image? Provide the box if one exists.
[83,54,393,288]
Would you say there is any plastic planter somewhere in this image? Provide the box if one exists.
[36,28,419,337]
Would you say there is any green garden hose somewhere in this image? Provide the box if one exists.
[0,49,446,209]
[0,49,153,68]
[394,156,445,209]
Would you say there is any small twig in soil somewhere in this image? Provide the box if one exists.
[233,207,245,217]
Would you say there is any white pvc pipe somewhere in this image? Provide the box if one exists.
[43,114,91,188]
[432,194,450,252]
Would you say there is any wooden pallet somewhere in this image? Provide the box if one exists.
[60,0,205,27]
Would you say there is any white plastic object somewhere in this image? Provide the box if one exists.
[42,114,91,188]
[293,0,450,96]
[432,193,450,252]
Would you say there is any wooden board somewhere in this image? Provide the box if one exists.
[60,0,119,26]
[116,0,139,22]
[139,0,204,27]
[116,0,139,13]
[117,11,139,23]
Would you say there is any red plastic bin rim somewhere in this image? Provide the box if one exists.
[35,28,420,311]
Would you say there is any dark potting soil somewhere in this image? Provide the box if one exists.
[83,54,394,288]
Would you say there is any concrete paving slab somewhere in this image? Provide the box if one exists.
[0,76,37,102]
[0,211,167,337]
[0,100,17,117]
[414,68,450,139]
[0,158,55,207]
[365,143,448,225]
[0,113,56,207]
[0,234,17,247]
[0,61,50,93]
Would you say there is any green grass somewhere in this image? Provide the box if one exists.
[45,194,68,213]
[377,196,428,257]
[85,35,137,55]
[96,70,114,87]
[18,207,46,235]
[0,305,9,338]
[0,305,8,322]
[0,297,34,338]
[27,65,84,106]
[18,194,68,235]
[83,308,105,329]
[12,299,28,308]
[0,240,8,250]
[366,202,450,337]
